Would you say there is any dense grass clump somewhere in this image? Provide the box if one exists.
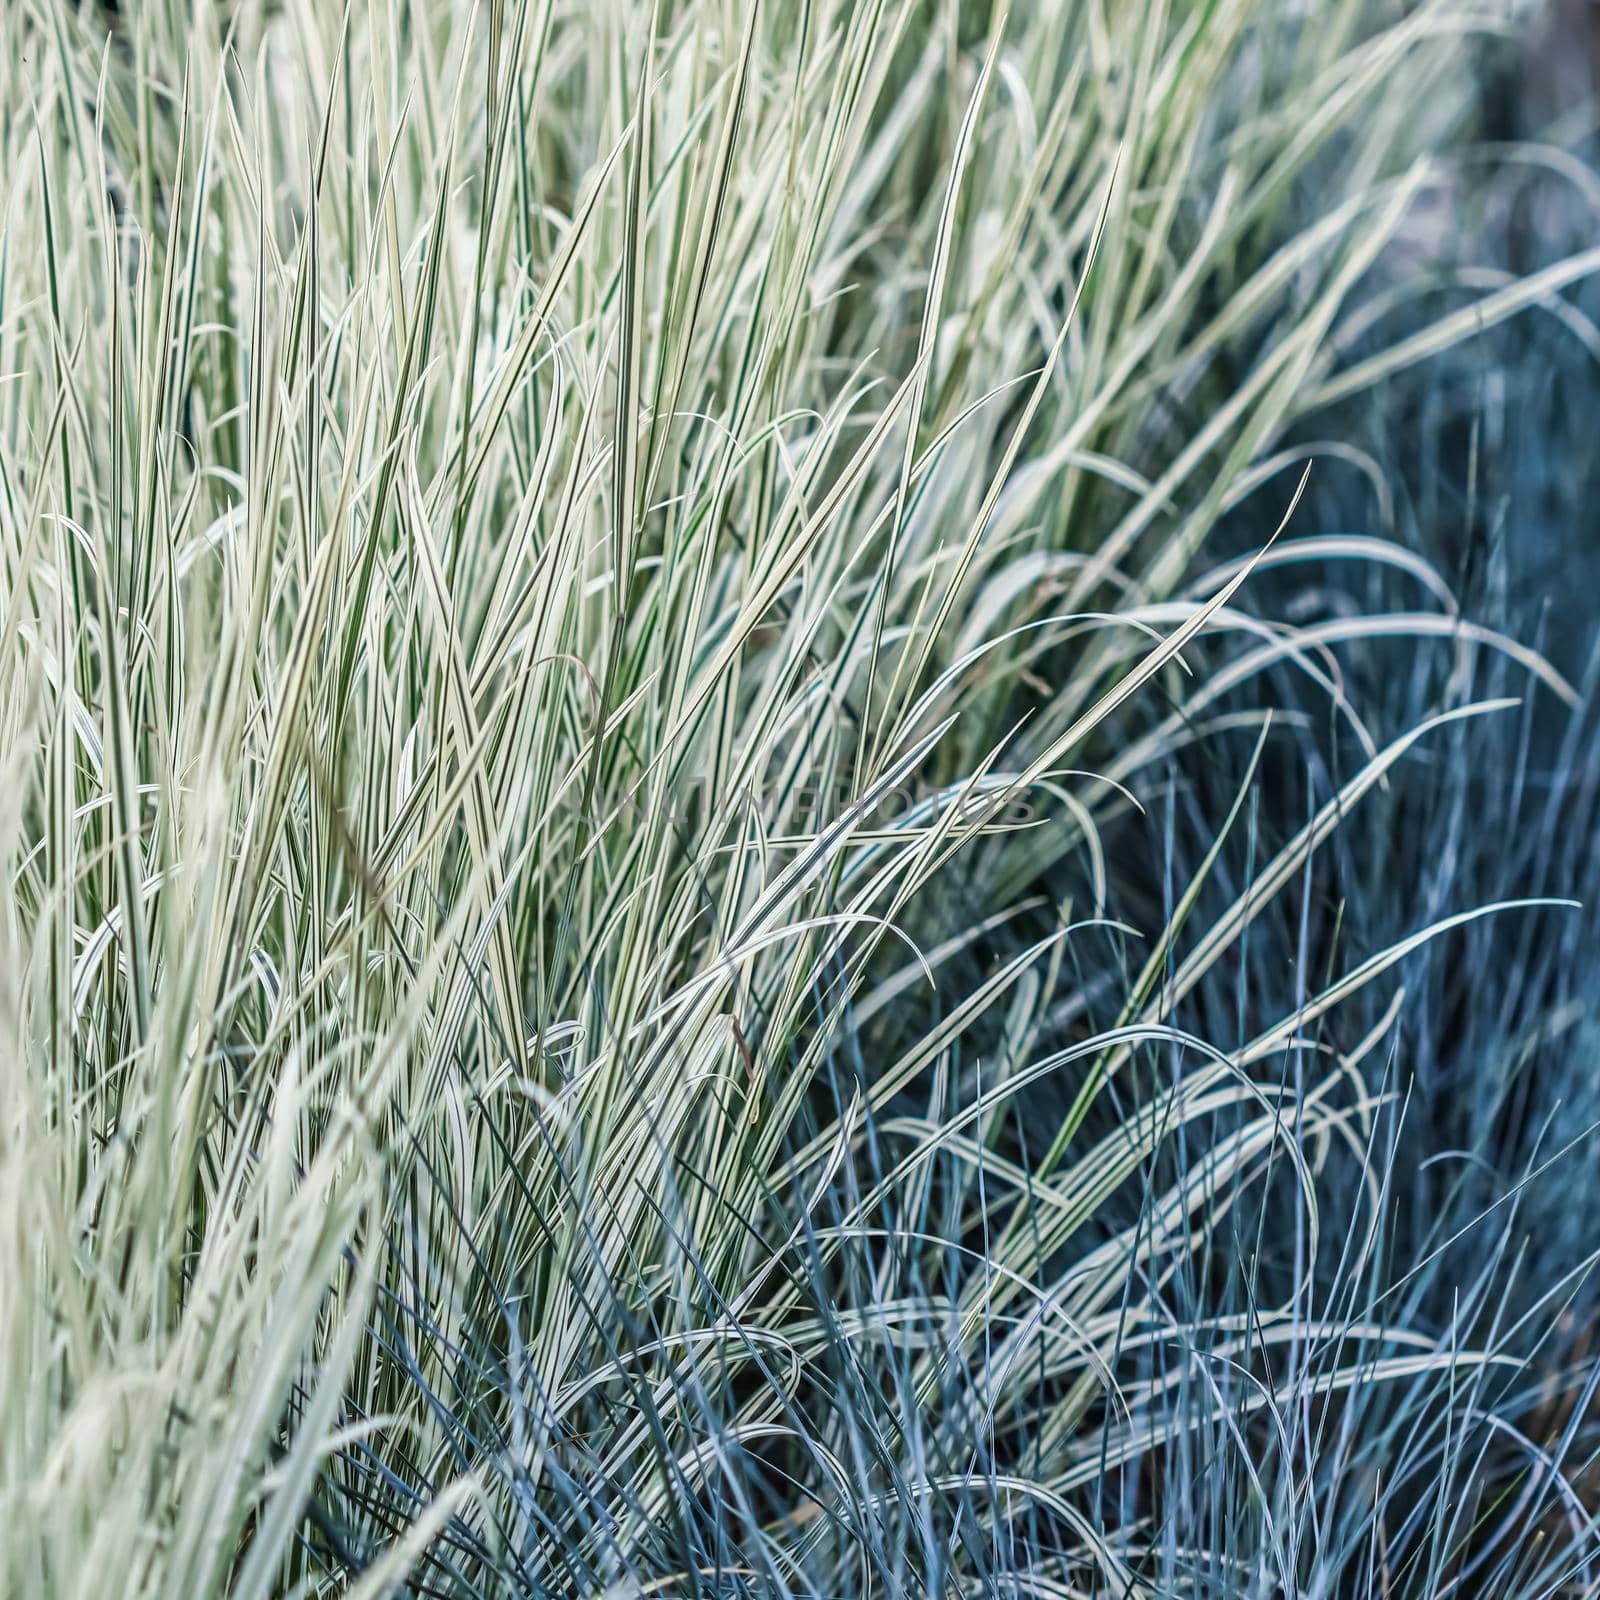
[2,0,1598,1595]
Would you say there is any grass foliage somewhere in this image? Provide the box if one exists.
[2,0,1598,1594]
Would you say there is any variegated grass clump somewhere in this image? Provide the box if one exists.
[0,0,1594,1595]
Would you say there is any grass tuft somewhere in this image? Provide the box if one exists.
[2,1,1597,1595]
